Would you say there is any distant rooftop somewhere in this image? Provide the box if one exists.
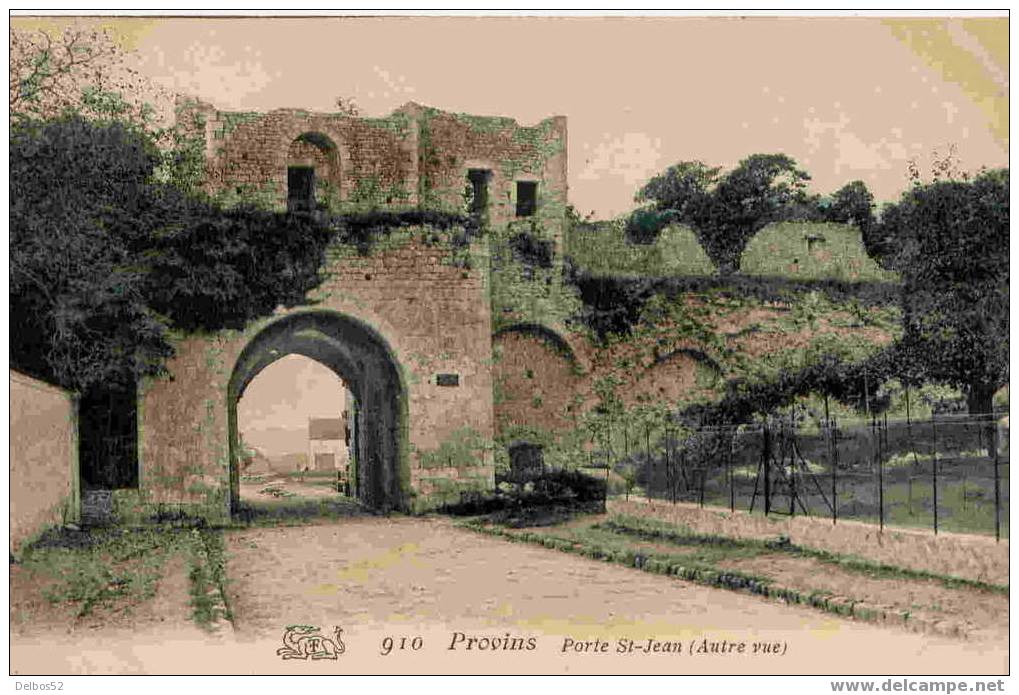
[309,418,344,441]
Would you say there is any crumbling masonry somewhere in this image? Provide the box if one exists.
[129,98,569,518]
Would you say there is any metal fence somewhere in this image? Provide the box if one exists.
[614,413,1009,540]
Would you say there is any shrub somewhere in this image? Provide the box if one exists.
[440,470,607,520]
[508,230,554,269]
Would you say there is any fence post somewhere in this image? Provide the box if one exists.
[831,417,839,526]
[699,465,706,508]
[788,417,796,517]
[932,415,939,536]
[908,475,913,516]
[905,385,910,425]
[864,366,870,417]
[604,460,609,509]
[728,430,735,513]
[645,423,652,504]
[665,427,674,504]
[763,422,772,516]
[877,415,884,532]
[994,421,1001,543]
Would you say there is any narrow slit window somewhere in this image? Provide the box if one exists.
[287,166,316,212]
[515,181,538,217]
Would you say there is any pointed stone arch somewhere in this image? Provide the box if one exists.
[227,310,408,512]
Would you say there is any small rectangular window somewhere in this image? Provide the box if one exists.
[288,166,316,212]
[467,169,491,215]
[515,181,538,217]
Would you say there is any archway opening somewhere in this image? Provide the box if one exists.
[228,311,407,515]
[236,354,357,506]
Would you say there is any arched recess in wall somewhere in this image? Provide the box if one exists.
[287,131,341,211]
[228,310,408,513]
[492,322,581,371]
[652,347,724,375]
[639,347,725,404]
[491,322,584,438]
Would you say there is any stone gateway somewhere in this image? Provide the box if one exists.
[124,98,569,519]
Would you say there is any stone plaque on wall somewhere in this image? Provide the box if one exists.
[436,373,460,387]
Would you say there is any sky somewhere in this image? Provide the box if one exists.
[14,13,1009,218]
[237,355,345,456]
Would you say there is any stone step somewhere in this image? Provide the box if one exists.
[80,489,115,526]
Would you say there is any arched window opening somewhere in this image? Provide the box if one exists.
[287,132,339,213]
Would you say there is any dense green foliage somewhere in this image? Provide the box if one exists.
[632,155,817,273]
[566,262,899,342]
[828,180,877,237]
[507,229,554,268]
[10,118,335,389]
[874,169,1009,415]
[10,117,468,392]
[12,117,178,390]
[681,349,897,425]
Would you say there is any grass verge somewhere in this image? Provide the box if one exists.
[17,524,235,631]
[460,512,1003,636]
[182,528,233,630]
[598,514,1007,595]
[18,527,174,619]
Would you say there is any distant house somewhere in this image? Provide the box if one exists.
[308,417,348,474]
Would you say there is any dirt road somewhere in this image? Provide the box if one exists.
[10,516,1006,675]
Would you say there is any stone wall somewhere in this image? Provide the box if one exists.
[177,98,419,209]
[493,330,582,438]
[405,104,569,245]
[492,328,712,449]
[176,96,568,241]
[10,371,79,552]
[137,230,495,517]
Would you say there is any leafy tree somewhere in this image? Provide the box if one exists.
[632,154,813,273]
[10,23,207,195]
[10,24,166,127]
[11,117,173,391]
[684,169,1009,423]
[635,160,720,214]
[876,168,1009,416]
[630,399,671,501]
[10,116,336,392]
[11,116,471,393]
[828,180,876,234]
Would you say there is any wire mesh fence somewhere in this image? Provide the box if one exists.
[608,412,1008,540]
